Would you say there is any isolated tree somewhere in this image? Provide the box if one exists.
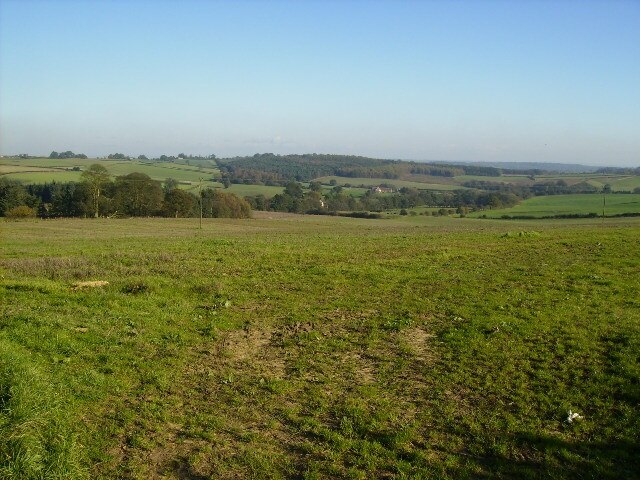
[81,164,111,217]
[222,177,231,189]
[138,155,149,160]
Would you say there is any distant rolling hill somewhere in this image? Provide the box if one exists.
[426,160,602,173]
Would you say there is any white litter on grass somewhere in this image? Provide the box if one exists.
[567,410,583,423]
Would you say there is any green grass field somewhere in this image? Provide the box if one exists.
[222,183,286,197]
[1,214,639,479]
[453,173,638,190]
[0,158,220,185]
[2,171,86,184]
[608,176,640,191]
[468,194,640,218]
[453,174,536,185]
[314,176,465,191]
[178,183,286,197]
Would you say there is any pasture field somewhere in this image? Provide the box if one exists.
[314,176,465,191]
[0,158,220,185]
[222,183,286,197]
[468,194,640,218]
[312,173,640,193]
[453,174,536,185]
[1,171,85,184]
[0,165,61,175]
[179,183,286,197]
[453,174,638,190]
[607,175,640,191]
[1,215,639,479]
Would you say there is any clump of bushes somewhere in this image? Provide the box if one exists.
[501,231,541,238]
[122,281,150,294]
[4,206,36,220]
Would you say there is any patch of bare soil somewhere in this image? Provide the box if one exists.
[221,327,286,379]
[133,326,290,478]
[341,351,376,385]
[401,327,435,362]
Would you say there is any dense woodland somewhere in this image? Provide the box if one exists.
[0,166,250,219]
[217,153,504,184]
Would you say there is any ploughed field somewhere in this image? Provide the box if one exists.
[1,214,639,479]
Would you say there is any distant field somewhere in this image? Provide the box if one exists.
[315,176,465,190]
[2,171,84,183]
[315,173,640,192]
[0,157,97,168]
[0,164,61,174]
[1,215,638,479]
[192,183,286,197]
[0,158,220,184]
[453,174,535,185]
[453,173,638,189]
[608,175,640,191]
[179,183,285,197]
[468,193,640,218]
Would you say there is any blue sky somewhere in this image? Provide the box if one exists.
[1,0,638,165]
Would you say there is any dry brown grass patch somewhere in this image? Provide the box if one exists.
[401,327,435,362]
[71,280,109,290]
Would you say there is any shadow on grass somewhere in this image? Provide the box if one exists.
[446,432,639,480]
[286,417,639,480]
[166,456,209,480]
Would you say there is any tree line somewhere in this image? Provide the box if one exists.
[242,181,520,214]
[219,154,505,184]
[0,165,250,219]
[49,151,87,159]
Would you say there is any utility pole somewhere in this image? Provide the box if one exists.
[199,177,203,230]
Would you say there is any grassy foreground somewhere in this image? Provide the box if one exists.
[1,215,639,479]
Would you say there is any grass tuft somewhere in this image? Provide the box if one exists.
[0,339,86,479]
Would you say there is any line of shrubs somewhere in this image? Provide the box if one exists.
[306,209,383,219]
